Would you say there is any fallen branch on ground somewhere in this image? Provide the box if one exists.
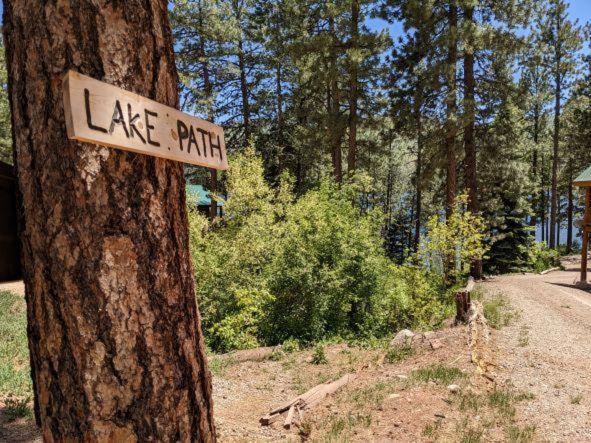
[468,300,494,380]
[217,346,278,363]
[540,267,560,275]
[260,373,357,428]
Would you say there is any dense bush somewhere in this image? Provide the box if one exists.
[419,195,487,283]
[526,241,561,273]
[189,150,453,352]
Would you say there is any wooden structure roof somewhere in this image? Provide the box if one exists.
[573,165,591,187]
[186,184,224,207]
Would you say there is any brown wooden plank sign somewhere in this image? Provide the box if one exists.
[62,70,228,169]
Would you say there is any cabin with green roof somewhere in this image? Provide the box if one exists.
[573,166,591,284]
[186,184,224,218]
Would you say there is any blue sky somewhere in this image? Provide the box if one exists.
[367,0,591,39]
[0,1,589,29]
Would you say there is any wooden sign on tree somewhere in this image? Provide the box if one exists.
[62,70,228,169]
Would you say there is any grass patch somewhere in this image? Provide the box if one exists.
[351,382,393,409]
[456,418,483,443]
[457,390,482,412]
[483,294,514,329]
[518,327,530,347]
[208,355,237,377]
[488,388,516,418]
[488,388,535,419]
[460,428,483,443]
[3,396,32,421]
[412,364,465,385]
[385,344,414,363]
[422,419,442,437]
[570,394,583,405]
[0,291,32,398]
[507,424,536,442]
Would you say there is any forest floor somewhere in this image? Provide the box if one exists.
[2,258,591,442]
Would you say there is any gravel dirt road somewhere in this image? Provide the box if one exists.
[483,258,591,441]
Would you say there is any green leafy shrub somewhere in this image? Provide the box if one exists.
[281,338,300,354]
[189,149,455,351]
[419,195,487,284]
[311,344,328,364]
[526,241,560,273]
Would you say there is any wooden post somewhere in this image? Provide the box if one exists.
[581,187,591,283]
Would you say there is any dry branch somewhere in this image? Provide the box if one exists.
[218,346,278,363]
[261,373,358,428]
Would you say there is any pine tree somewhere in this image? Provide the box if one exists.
[536,0,582,249]
[520,26,552,238]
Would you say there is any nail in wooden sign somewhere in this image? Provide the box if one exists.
[62,70,228,170]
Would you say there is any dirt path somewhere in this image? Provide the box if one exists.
[483,258,591,441]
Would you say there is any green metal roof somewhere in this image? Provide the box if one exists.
[574,165,591,186]
[186,184,224,206]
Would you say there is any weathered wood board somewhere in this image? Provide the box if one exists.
[62,70,228,169]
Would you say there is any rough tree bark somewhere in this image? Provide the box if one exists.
[550,12,562,249]
[3,1,215,441]
[444,1,458,219]
[567,169,573,252]
[532,101,540,231]
[198,2,218,222]
[238,38,251,146]
[463,4,481,278]
[329,15,343,183]
[347,0,359,174]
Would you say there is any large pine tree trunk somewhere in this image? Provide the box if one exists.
[3,1,216,440]
[532,104,540,231]
[238,39,251,146]
[199,11,218,222]
[550,75,560,249]
[347,0,359,174]
[444,1,458,219]
[462,4,481,278]
[550,12,561,250]
[329,15,343,183]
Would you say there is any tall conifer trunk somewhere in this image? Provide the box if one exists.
[3,1,215,440]
[444,1,458,219]
[198,1,217,221]
[532,103,540,231]
[238,38,251,146]
[347,0,359,174]
[550,12,562,249]
[462,3,481,278]
[329,14,343,183]
[567,168,573,252]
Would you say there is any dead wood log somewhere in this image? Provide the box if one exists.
[261,373,358,428]
[540,266,560,275]
[283,404,296,429]
[217,346,278,363]
[468,300,494,379]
